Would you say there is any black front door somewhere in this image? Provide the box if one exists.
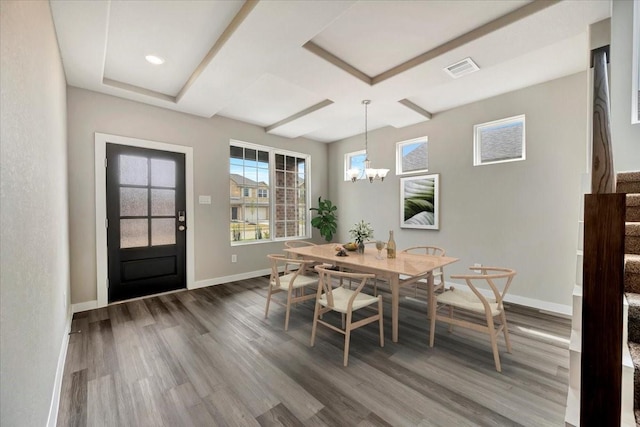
[106,143,186,302]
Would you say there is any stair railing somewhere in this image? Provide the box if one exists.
[580,46,626,426]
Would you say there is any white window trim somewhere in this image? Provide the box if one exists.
[344,149,366,181]
[396,136,429,175]
[230,139,311,245]
[473,114,526,166]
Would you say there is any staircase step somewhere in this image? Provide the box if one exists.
[628,194,640,222]
[625,255,640,294]
[627,293,640,343]
[617,171,640,194]
[627,223,640,255]
[626,271,640,294]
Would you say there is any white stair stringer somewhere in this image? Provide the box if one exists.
[565,176,586,427]
[622,295,635,427]
[565,285,582,427]
[566,294,635,426]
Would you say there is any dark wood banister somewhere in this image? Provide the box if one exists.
[580,47,625,426]
[590,45,615,194]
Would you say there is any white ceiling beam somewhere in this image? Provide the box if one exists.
[176,0,259,103]
[265,99,334,133]
[398,99,432,120]
[371,0,560,85]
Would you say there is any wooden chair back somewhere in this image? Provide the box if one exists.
[401,245,447,294]
[450,266,516,309]
[264,254,317,331]
[311,265,383,366]
[402,245,446,257]
[315,265,375,310]
[430,266,517,372]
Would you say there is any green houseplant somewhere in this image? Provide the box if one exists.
[310,197,337,242]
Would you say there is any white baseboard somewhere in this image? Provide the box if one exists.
[191,268,271,290]
[507,294,571,317]
[46,311,72,427]
[72,274,571,317]
[71,300,98,313]
[71,270,271,311]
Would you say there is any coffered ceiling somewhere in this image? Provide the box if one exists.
[50,0,611,143]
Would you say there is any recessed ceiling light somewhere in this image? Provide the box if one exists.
[145,54,165,65]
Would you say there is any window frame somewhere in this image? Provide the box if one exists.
[632,0,640,124]
[230,139,311,245]
[396,136,429,176]
[344,149,366,181]
[473,114,526,166]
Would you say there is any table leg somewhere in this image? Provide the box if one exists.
[427,272,434,324]
[391,275,399,342]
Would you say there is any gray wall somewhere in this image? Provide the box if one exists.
[328,72,588,310]
[67,87,329,304]
[0,2,70,426]
[611,0,640,172]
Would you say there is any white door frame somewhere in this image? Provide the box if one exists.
[94,132,195,308]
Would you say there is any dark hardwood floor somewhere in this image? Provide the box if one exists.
[57,276,570,426]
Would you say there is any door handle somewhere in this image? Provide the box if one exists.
[178,211,185,222]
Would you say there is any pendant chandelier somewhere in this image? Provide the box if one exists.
[347,100,389,183]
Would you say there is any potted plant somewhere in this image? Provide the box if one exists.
[349,220,374,253]
[310,197,337,242]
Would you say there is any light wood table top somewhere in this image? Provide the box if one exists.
[284,243,459,342]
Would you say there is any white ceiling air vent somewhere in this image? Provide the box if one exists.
[443,57,480,79]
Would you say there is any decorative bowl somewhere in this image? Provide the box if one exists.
[343,242,357,251]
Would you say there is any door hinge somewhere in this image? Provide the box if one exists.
[104,158,107,168]
[105,218,108,228]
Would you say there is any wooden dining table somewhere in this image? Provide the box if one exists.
[284,243,459,342]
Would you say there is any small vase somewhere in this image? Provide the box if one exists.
[357,241,365,254]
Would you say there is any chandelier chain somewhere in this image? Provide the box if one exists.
[364,101,368,159]
[346,99,387,183]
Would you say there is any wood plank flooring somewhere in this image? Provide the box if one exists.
[57,276,571,426]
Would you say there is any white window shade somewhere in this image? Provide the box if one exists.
[473,115,526,166]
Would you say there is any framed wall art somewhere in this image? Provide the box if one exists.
[400,173,439,230]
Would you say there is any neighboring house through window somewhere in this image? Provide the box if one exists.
[229,141,309,243]
[396,136,428,175]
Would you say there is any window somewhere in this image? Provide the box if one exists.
[344,150,366,181]
[473,115,525,166]
[230,141,309,244]
[396,137,428,175]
